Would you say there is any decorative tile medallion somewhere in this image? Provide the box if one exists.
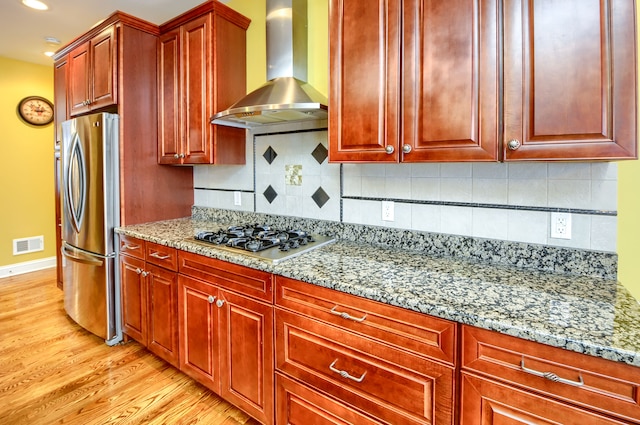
[312,187,330,208]
[285,164,302,186]
[311,143,328,164]
[263,185,278,204]
[263,146,278,164]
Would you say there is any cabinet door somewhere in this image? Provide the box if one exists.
[218,289,274,425]
[402,0,499,162]
[178,274,219,391]
[68,42,91,116]
[120,254,147,344]
[147,264,179,368]
[460,373,631,425]
[503,0,637,160]
[89,26,117,110]
[157,29,182,165]
[329,0,402,162]
[182,14,212,164]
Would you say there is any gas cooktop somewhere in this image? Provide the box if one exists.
[191,224,335,264]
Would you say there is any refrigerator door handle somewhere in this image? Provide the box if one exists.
[66,132,87,234]
[61,242,105,267]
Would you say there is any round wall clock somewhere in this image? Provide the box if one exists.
[18,96,54,126]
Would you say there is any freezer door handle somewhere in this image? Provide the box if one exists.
[61,242,104,267]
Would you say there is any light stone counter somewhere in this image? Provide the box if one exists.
[116,216,640,367]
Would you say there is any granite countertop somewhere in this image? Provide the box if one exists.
[116,217,640,367]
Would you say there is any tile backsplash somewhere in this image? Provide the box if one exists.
[194,126,617,253]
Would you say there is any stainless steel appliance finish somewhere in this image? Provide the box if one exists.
[192,225,335,264]
[60,113,122,346]
[211,0,327,128]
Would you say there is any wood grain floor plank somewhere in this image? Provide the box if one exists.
[0,269,261,425]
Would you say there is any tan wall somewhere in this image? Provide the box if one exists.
[0,56,55,267]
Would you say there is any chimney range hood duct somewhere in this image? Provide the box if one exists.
[211,0,328,129]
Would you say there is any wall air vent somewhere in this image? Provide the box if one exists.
[13,236,44,255]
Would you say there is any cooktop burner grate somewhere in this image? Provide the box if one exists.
[191,224,335,264]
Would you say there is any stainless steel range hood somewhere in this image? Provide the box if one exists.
[211,0,327,129]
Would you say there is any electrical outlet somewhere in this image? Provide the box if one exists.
[550,212,572,239]
[381,201,394,221]
[234,191,242,206]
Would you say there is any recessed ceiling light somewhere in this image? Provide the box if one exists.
[44,51,55,57]
[22,0,49,11]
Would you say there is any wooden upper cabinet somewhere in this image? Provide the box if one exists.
[503,0,637,161]
[158,4,250,165]
[68,26,117,116]
[330,0,499,163]
[402,0,499,162]
[329,0,402,162]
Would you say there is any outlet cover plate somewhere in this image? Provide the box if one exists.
[550,212,572,239]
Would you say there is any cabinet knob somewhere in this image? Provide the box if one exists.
[385,145,395,154]
[174,154,180,159]
[135,268,142,275]
[141,271,149,277]
[216,299,225,308]
[402,144,412,154]
[207,295,216,304]
[180,153,185,158]
[508,139,521,150]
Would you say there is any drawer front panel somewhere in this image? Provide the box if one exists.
[276,373,381,425]
[460,372,632,425]
[119,234,145,259]
[179,251,273,302]
[276,308,455,425]
[462,325,640,423]
[276,275,456,365]
[145,241,178,271]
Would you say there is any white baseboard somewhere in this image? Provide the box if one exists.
[0,257,56,279]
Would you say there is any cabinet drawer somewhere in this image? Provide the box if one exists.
[276,275,456,365]
[179,250,273,302]
[119,235,145,259]
[276,373,381,425]
[462,325,640,423]
[460,372,632,425]
[276,308,455,425]
[145,241,178,271]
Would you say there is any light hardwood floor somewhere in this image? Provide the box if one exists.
[0,268,260,425]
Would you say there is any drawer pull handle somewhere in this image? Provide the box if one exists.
[520,357,584,387]
[329,359,367,383]
[149,252,171,260]
[123,244,140,250]
[329,306,367,323]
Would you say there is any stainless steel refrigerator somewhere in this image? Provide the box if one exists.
[60,112,122,345]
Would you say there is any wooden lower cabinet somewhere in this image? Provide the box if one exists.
[120,253,147,343]
[275,307,455,425]
[177,273,274,424]
[460,373,631,424]
[119,236,179,368]
[178,274,218,388]
[461,325,640,424]
[146,264,179,367]
[276,373,381,425]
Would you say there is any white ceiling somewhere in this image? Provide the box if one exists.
[0,0,225,67]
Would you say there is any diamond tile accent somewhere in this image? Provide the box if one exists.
[311,187,330,208]
[263,146,278,164]
[311,143,328,164]
[263,185,278,204]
